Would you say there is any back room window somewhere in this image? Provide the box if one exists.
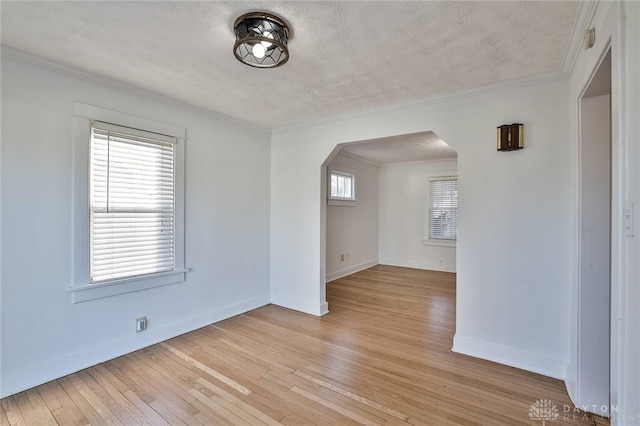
[329,171,355,200]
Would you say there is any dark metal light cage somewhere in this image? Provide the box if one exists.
[233,12,290,68]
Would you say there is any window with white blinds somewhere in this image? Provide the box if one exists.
[90,121,176,283]
[429,178,458,240]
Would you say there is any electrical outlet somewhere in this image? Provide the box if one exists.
[439,258,443,264]
[136,317,148,333]
[340,254,344,262]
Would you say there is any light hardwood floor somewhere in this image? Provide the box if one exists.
[1,265,608,425]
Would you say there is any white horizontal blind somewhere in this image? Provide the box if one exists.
[330,172,354,199]
[90,121,176,283]
[429,178,458,240]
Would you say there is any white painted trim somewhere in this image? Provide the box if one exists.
[452,335,568,381]
[421,239,456,248]
[336,150,380,167]
[73,102,187,137]
[382,157,458,167]
[0,293,271,398]
[328,168,357,202]
[326,259,379,283]
[379,258,456,273]
[274,69,567,135]
[0,46,270,135]
[70,270,190,303]
[327,199,358,207]
[562,0,600,75]
[379,158,459,168]
[270,293,329,317]
[71,104,188,302]
[319,302,329,316]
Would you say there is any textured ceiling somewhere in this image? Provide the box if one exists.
[1,1,579,129]
[341,132,457,165]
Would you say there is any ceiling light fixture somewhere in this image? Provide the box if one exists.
[233,12,290,68]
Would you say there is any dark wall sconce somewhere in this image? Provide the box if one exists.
[497,123,523,151]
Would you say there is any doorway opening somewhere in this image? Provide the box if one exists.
[576,48,611,416]
[319,131,458,311]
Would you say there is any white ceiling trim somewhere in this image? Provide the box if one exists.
[562,0,599,75]
[336,150,380,167]
[273,68,567,135]
[379,158,459,168]
[0,45,270,135]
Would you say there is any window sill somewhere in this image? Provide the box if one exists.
[69,269,190,303]
[421,239,456,248]
[328,199,358,207]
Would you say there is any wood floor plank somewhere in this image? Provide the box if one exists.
[86,364,158,425]
[292,369,409,421]
[122,353,201,422]
[290,385,379,426]
[1,397,26,426]
[24,389,57,426]
[68,372,124,425]
[195,377,284,426]
[189,388,257,425]
[287,377,407,426]
[0,404,10,426]
[160,342,253,395]
[57,375,106,425]
[13,393,43,426]
[0,265,609,425]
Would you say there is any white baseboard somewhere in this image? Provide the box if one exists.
[326,258,379,282]
[565,372,577,408]
[452,335,567,380]
[319,302,329,316]
[270,293,329,317]
[379,258,456,273]
[0,293,270,398]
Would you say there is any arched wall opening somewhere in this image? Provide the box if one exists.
[270,76,573,380]
[321,132,459,299]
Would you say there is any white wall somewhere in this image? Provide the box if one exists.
[379,159,457,273]
[0,55,271,397]
[271,77,572,379]
[325,153,378,282]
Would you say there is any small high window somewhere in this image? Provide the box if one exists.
[329,171,355,201]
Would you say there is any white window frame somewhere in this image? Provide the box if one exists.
[328,169,357,206]
[71,102,188,303]
[422,175,457,247]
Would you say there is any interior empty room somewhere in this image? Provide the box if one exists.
[1,1,639,425]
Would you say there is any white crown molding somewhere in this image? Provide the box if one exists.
[273,68,568,136]
[0,45,271,135]
[562,0,599,75]
[337,148,457,167]
[380,156,459,168]
[335,150,380,167]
